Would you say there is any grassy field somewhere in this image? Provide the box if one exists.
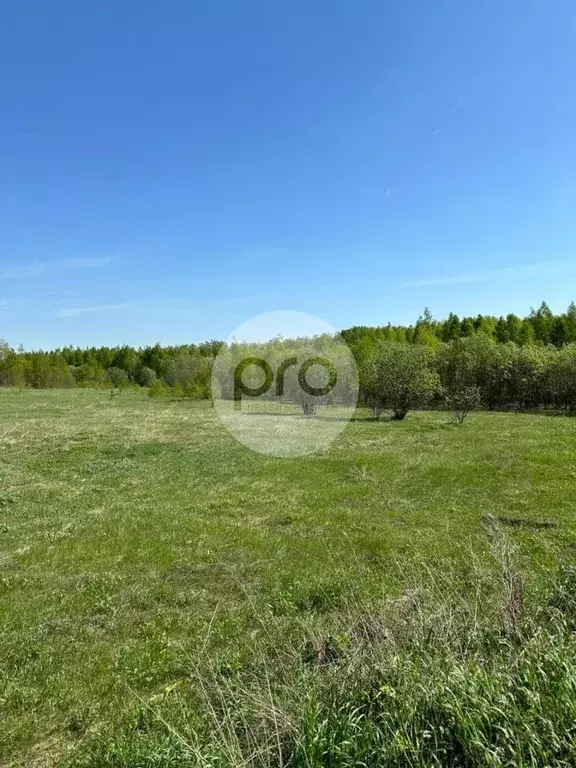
[1,389,576,766]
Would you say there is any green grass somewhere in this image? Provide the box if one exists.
[1,389,576,766]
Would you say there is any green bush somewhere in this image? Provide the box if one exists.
[447,385,481,424]
[364,342,440,419]
[107,366,129,389]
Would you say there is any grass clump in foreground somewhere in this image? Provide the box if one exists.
[72,524,576,768]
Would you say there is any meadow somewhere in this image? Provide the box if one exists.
[2,388,576,766]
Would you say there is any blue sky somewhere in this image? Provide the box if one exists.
[1,0,575,349]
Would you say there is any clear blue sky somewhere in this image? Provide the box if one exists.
[1,0,575,349]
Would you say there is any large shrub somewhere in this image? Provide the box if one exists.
[107,366,129,389]
[365,342,440,420]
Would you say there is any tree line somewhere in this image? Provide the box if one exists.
[0,339,219,394]
[341,301,576,348]
[1,302,576,416]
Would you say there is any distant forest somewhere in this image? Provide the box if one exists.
[1,302,576,413]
